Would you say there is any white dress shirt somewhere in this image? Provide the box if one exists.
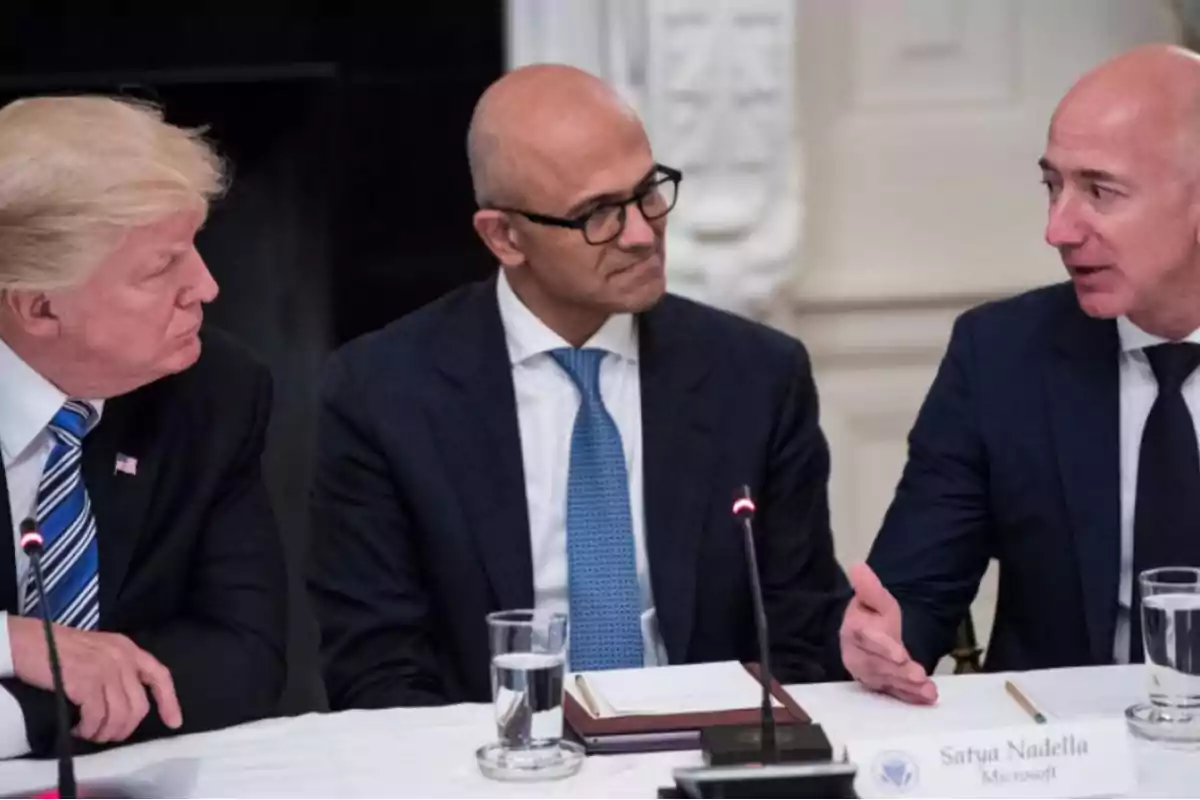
[0,337,105,758]
[496,270,666,668]
[1112,316,1200,664]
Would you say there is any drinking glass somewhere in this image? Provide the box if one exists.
[475,609,584,780]
[1126,567,1200,746]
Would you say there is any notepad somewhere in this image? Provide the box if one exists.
[563,662,810,755]
[571,661,784,718]
[1021,664,1144,720]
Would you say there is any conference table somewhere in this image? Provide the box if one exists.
[0,664,1195,797]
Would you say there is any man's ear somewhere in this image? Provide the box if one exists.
[1,289,60,338]
[472,210,527,267]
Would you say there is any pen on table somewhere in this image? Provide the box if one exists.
[1005,680,1047,724]
[574,674,602,717]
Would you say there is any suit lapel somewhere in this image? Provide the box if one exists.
[1046,306,1121,664]
[0,467,14,614]
[639,297,717,663]
[429,279,533,611]
[83,388,160,621]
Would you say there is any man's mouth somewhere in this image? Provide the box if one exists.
[614,256,661,275]
[1068,264,1109,276]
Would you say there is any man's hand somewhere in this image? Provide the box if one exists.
[840,563,938,704]
[8,616,183,743]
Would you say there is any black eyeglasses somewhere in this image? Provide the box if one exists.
[493,164,682,245]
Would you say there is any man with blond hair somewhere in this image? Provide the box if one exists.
[0,95,286,756]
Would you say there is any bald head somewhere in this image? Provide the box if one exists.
[466,64,646,207]
[1041,45,1200,337]
[1053,44,1200,170]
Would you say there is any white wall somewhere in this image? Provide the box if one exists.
[770,0,1179,665]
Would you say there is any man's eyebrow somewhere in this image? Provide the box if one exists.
[565,166,659,217]
[1037,158,1121,183]
[1078,168,1121,183]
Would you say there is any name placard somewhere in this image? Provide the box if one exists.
[845,719,1135,798]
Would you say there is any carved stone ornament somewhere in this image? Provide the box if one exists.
[506,0,803,317]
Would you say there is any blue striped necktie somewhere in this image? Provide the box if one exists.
[21,400,101,630]
[550,347,643,671]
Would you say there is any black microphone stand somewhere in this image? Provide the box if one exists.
[736,486,777,763]
[667,489,854,798]
[20,519,76,799]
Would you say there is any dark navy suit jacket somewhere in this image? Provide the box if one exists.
[308,275,849,709]
[0,331,287,756]
[869,282,1125,673]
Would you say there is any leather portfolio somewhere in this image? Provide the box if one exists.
[564,663,810,755]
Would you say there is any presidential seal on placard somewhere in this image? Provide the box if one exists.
[872,750,920,794]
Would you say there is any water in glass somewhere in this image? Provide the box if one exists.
[1143,592,1200,708]
[492,651,565,749]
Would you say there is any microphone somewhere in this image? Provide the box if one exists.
[731,486,777,763]
[681,487,851,798]
[20,518,77,800]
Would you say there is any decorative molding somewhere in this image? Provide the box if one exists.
[506,0,803,318]
[1173,0,1200,50]
[767,287,1008,368]
[852,0,1018,108]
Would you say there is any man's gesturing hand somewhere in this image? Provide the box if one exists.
[839,563,938,705]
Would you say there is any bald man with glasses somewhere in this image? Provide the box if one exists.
[307,65,849,710]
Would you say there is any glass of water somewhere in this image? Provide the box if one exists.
[1126,567,1200,746]
[475,609,584,780]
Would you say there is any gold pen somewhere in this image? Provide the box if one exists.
[1005,680,1047,724]
[574,674,602,718]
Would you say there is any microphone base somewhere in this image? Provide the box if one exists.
[7,783,133,799]
[6,758,199,798]
[699,722,833,766]
[669,760,858,799]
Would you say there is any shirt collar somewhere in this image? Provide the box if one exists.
[0,337,104,467]
[1117,316,1200,354]
[495,269,638,366]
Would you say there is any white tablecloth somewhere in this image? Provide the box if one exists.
[0,664,1195,797]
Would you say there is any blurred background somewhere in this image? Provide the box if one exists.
[0,0,1190,710]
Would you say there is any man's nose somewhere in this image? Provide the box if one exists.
[618,203,656,249]
[1045,193,1088,249]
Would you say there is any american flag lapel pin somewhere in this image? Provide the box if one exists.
[114,453,138,476]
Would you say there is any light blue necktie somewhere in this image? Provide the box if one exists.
[550,347,643,671]
[22,400,101,630]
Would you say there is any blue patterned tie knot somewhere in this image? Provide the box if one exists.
[549,348,605,400]
[23,399,101,630]
[549,347,643,671]
[49,400,99,443]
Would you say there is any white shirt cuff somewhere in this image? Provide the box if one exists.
[0,613,14,679]
[0,615,30,759]
[0,686,30,759]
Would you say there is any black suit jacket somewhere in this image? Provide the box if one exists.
[1,330,288,755]
[309,275,849,710]
[869,282,1128,673]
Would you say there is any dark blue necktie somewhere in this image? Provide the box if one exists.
[22,400,101,629]
[550,347,643,671]
[1130,343,1200,661]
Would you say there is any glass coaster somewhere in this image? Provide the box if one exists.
[1126,702,1200,748]
[476,740,586,782]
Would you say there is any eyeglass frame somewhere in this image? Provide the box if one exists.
[488,163,683,245]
